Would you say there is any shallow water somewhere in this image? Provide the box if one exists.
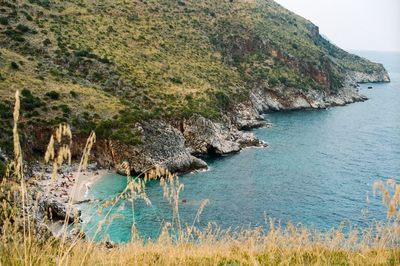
[82,51,400,242]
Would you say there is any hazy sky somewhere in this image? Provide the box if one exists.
[274,0,400,52]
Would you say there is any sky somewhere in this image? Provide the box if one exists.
[274,0,400,52]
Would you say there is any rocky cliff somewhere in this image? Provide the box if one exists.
[83,116,267,174]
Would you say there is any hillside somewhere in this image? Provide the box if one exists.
[0,0,390,173]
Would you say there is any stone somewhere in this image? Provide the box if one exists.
[40,196,81,223]
[183,115,241,155]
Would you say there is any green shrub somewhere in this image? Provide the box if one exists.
[21,89,43,111]
[0,160,6,178]
[4,29,25,42]
[0,16,9,25]
[10,62,19,70]
[21,89,32,98]
[45,91,60,100]
[169,77,183,84]
[59,104,71,114]
[23,12,33,21]
[74,49,91,57]
[0,102,12,119]
[269,77,280,87]
[92,72,104,82]
[43,38,51,46]
[16,24,31,33]
[25,110,39,118]
[29,0,50,8]
[70,91,78,98]
[98,57,110,64]
[128,13,139,22]
[213,91,231,111]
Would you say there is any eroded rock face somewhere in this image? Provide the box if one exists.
[248,66,390,113]
[250,83,368,113]
[26,118,264,175]
[232,103,269,130]
[138,121,208,173]
[182,115,240,155]
[349,70,390,83]
[105,120,207,174]
[182,115,265,156]
[39,196,81,224]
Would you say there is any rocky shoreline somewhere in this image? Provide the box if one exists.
[86,69,389,176]
[25,70,383,183]
[26,68,390,240]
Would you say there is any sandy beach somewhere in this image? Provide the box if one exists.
[71,169,109,203]
[39,168,110,204]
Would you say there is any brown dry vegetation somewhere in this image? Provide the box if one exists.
[1,91,400,265]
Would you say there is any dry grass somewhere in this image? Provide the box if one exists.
[0,48,123,120]
[0,91,400,265]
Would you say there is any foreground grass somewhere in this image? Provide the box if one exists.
[1,235,400,265]
[1,209,400,266]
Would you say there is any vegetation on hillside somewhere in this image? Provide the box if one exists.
[0,0,387,153]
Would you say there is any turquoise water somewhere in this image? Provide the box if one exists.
[82,51,400,242]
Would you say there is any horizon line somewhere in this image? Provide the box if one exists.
[347,49,400,53]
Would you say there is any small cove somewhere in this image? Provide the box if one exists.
[81,51,400,242]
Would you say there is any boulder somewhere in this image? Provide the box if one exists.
[40,196,81,223]
[232,103,269,130]
[182,115,265,155]
[183,115,241,155]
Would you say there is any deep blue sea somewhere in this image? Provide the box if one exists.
[82,51,400,242]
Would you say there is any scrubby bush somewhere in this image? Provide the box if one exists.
[10,62,19,70]
[0,160,6,178]
[22,12,33,21]
[20,89,43,111]
[25,110,39,118]
[28,0,50,8]
[59,104,71,114]
[0,16,9,25]
[16,24,31,33]
[214,91,230,110]
[4,29,25,42]
[269,77,280,87]
[45,91,60,100]
[169,77,183,84]
[0,102,12,119]
[21,89,32,98]
[43,38,51,46]
[74,49,92,57]
[69,91,78,98]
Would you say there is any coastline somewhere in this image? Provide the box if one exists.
[71,169,109,203]
[32,165,110,237]
[38,166,109,206]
